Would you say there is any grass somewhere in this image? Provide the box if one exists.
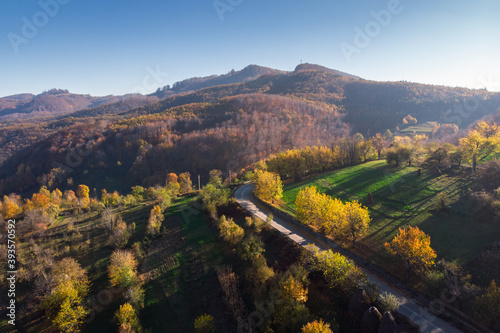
[140,196,229,333]
[2,195,233,333]
[279,160,500,280]
[400,121,438,135]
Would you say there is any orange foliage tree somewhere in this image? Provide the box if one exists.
[384,226,436,280]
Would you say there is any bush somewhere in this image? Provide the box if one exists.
[301,319,334,333]
[194,314,215,333]
[470,191,500,223]
[435,192,450,211]
[377,292,400,313]
[238,235,265,262]
[424,270,446,297]
[245,216,266,233]
[219,216,244,245]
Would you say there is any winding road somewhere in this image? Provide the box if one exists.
[235,184,462,333]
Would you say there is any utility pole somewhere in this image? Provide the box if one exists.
[198,174,201,191]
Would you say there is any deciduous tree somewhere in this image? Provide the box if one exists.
[147,205,164,236]
[76,184,90,206]
[44,258,90,333]
[340,201,370,247]
[194,314,215,333]
[254,170,283,203]
[384,226,436,281]
[115,303,141,333]
[108,250,138,288]
[218,215,244,245]
[178,172,193,194]
[301,319,334,333]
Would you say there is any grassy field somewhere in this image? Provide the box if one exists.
[400,121,438,135]
[280,160,500,279]
[140,196,231,332]
[2,195,235,333]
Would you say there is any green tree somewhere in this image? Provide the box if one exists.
[199,182,230,220]
[239,235,265,262]
[308,248,366,293]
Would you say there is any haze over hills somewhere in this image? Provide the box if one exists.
[0,89,148,120]
[1,63,500,196]
[0,65,284,121]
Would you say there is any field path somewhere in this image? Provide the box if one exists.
[235,184,462,333]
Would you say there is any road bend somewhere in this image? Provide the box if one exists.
[235,184,462,333]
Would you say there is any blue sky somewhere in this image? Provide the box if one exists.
[1,0,499,97]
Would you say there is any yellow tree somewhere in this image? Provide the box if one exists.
[282,275,308,303]
[147,205,164,236]
[115,303,140,333]
[340,201,370,247]
[295,186,325,228]
[178,172,193,194]
[460,122,500,174]
[2,195,22,219]
[194,313,215,333]
[218,215,244,245]
[108,250,138,288]
[44,258,90,333]
[384,226,436,281]
[53,298,88,333]
[76,185,90,207]
[166,172,180,196]
[321,196,345,237]
[301,319,334,333]
[254,170,283,203]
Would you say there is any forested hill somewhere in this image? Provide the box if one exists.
[1,64,500,196]
[0,89,151,120]
[151,64,284,98]
[0,94,347,196]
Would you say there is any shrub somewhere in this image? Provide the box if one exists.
[301,319,334,333]
[115,303,141,332]
[424,270,446,297]
[194,314,215,333]
[378,292,400,313]
[219,216,244,245]
[470,191,500,223]
[435,192,450,211]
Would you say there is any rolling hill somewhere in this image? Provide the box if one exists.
[1,63,500,196]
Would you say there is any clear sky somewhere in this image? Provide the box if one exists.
[1,0,499,97]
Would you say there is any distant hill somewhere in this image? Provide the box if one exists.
[0,89,144,120]
[151,64,285,98]
[294,63,362,80]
